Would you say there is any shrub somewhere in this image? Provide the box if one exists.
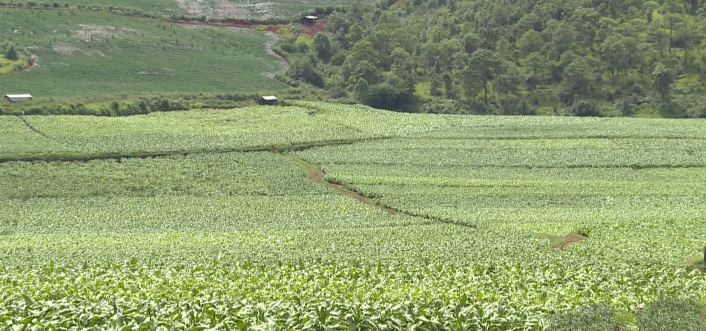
[5,42,18,61]
[567,99,602,117]
[362,83,409,110]
[637,298,706,331]
[330,50,347,66]
[547,303,617,331]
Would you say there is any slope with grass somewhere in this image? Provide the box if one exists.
[0,9,287,102]
[0,102,705,330]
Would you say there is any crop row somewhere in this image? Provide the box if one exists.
[1,152,329,199]
[297,137,706,168]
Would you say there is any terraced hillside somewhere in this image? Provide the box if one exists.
[1,102,705,330]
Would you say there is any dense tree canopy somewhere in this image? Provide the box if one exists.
[275,0,706,117]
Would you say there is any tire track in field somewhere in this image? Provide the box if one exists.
[276,151,476,229]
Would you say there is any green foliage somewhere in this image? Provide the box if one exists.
[653,62,675,101]
[637,298,706,331]
[568,99,602,117]
[286,57,324,87]
[563,57,594,98]
[361,82,409,110]
[2,102,706,329]
[463,49,502,105]
[312,32,333,62]
[275,0,706,116]
[547,304,617,331]
[4,42,18,61]
[517,29,542,54]
[329,50,347,65]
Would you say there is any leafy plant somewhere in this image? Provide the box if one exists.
[637,298,706,331]
[546,304,617,331]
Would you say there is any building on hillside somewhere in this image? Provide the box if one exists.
[4,94,33,103]
[302,16,318,24]
[258,96,277,105]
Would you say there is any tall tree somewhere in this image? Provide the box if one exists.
[652,62,674,101]
[675,21,698,68]
[341,40,377,82]
[563,57,593,97]
[664,13,682,53]
[525,52,549,87]
[462,32,481,55]
[463,49,503,105]
[648,20,668,56]
[5,42,18,61]
[517,29,543,54]
[312,33,333,62]
[636,43,657,80]
[600,35,627,78]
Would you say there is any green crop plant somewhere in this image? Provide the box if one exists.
[0,102,705,329]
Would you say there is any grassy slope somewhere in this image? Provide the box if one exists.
[0,9,287,101]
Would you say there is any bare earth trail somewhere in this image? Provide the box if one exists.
[276,152,398,214]
[275,151,477,230]
[264,31,290,75]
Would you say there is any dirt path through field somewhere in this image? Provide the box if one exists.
[277,152,398,214]
[264,31,289,77]
[277,152,476,229]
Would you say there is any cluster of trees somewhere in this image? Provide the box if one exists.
[275,0,706,117]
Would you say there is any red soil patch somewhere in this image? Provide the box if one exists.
[561,232,588,249]
[299,19,326,37]
[536,232,588,249]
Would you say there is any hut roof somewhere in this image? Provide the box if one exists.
[5,94,33,99]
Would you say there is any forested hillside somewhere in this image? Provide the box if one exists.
[275,0,706,117]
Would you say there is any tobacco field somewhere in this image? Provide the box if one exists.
[1,102,705,330]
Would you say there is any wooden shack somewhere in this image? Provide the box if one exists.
[4,94,33,103]
[258,96,277,105]
[302,16,318,24]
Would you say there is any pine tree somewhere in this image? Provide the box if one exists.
[5,42,18,61]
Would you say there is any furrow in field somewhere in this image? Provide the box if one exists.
[277,151,475,228]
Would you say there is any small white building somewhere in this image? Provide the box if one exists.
[4,94,33,103]
[258,95,277,105]
[303,16,318,24]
